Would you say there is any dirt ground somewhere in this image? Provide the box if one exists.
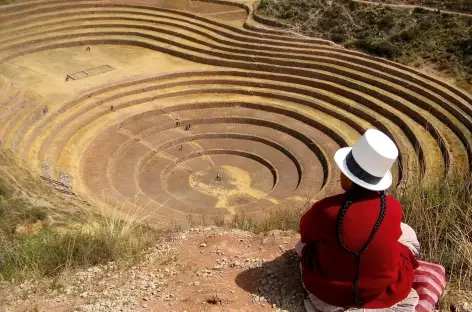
[0,228,305,312]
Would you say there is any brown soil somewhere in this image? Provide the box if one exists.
[0,227,304,312]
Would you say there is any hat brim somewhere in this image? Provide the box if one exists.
[334,147,393,191]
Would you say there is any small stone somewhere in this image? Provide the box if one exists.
[143,297,149,301]
[463,302,472,312]
[194,281,200,286]
[200,243,207,248]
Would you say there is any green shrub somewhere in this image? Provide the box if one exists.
[259,0,268,10]
[0,198,48,236]
[355,39,400,58]
[256,0,472,92]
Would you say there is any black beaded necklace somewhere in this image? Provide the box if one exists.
[335,188,387,307]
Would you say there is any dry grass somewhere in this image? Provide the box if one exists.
[0,149,171,281]
[231,203,307,233]
[0,197,161,281]
[396,174,472,307]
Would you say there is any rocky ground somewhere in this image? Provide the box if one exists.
[0,228,305,312]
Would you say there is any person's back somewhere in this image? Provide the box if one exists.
[300,188,418,308]
[297,129,420,311]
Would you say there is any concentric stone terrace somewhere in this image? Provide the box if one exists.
[0,0,471,225]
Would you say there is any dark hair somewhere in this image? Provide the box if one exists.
[302,184,387,308]
[336,185,387,307]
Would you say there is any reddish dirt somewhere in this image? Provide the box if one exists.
[0,228,304,312]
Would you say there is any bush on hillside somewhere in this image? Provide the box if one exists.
[257,0,472,90]
[364,0,472,14]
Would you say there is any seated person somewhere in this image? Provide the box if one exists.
[297,129,421,312]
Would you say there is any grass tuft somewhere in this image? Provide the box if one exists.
[0,197,161,281]
[397,175,472,290]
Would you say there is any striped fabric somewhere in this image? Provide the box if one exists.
[413,261,446,312]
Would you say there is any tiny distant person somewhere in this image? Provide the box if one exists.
[110,105,114,111]
[216,174,221,181]
[86,46,90,51]
[296,129,445,312]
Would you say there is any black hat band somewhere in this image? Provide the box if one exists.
[345,151,383,185]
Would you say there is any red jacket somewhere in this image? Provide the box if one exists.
[300,190,419,308]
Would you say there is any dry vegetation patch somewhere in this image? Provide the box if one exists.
[358,0,472,14]
[0,198,162,281]
[257,0,472,91]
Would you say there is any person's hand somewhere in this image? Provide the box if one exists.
[296,241,306,257]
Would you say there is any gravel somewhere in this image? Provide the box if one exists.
[0,228,308,312]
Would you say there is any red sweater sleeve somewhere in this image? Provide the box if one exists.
[300,203,314,240]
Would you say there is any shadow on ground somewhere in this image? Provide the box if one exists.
[235,249,307,312]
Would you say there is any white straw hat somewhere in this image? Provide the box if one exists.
[334,129,398,191]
